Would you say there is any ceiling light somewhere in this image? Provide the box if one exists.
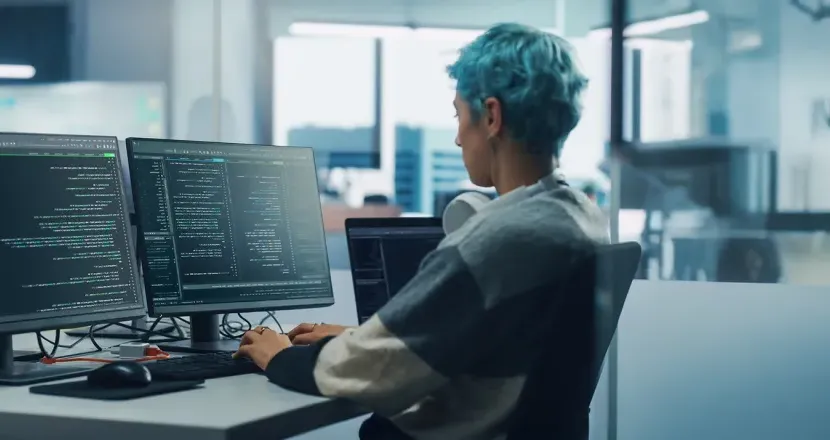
[0,64,36,79]
[288,22,410,39]
[588,10,710,39]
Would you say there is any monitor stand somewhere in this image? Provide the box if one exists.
[64,318,176,339]
[0,334,92,386]
[156,314,240,354]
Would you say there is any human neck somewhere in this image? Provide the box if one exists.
[492,151,553,195]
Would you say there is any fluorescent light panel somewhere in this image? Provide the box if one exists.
[626,38,694,50]
[588,10,709,39]
[0,64,36,79]
[289,22,410,38]
[289,22,558,41]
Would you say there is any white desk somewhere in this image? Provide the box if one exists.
[0,270,367,439]
[0,371,366,439]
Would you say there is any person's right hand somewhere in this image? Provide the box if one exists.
[287,323,350,345]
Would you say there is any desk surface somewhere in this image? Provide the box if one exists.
[0,271,367,440]
[1,336,366,440]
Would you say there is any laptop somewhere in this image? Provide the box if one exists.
[345,217,445,324]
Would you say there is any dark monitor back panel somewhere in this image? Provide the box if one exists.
[0,133,144,334]
[127,138,334,316]
[345,218,444,324]
[117,140,134,214]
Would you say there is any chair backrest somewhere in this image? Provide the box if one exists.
[506,242,642,439]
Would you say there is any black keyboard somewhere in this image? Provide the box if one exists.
[146,352,261,381]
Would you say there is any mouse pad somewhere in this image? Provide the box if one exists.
[29,379,204,400]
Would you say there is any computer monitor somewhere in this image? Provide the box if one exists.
[0,133,146,385]
[344,217,444,324]
[63,140,176,339]
[127,138,334,353]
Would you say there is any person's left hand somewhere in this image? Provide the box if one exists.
[233,326,292,370]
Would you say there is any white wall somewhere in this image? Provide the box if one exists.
[170,0,257,144]
[71,0,171,82]
[68,0,259,143]
[219,0,257,143]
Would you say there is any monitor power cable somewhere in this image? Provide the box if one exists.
[220,313,251,339]
[35,330,63,358]
[259,311,285,334]
[219,311,284,339]
[36,329,105,358]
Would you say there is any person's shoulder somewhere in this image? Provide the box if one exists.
[444,188,606,304]
[449,188,605,279]
[464,187,607,249]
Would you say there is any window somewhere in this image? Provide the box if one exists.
[274,37,379,169]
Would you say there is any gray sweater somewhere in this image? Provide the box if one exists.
[266,174,609,439]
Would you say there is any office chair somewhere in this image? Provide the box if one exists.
[505,242,642,440]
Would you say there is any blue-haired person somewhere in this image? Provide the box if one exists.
[234,23,608,440]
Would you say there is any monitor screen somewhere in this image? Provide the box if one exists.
[345,218,444,324]
[127,138,334,316]
[0,133,144,331]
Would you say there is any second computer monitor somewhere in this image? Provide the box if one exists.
[127,138,333,351]
[0,133,146,384]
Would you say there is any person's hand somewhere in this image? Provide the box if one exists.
[233,326,292,370]
[287,323,350,345]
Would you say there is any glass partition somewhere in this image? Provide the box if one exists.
[611,1,830,439]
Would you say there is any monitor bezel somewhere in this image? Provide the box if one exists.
[343,218,444,278]
[344,216,443,323]
[126,137,335,317]
[0,132,147,335]
[344,217,443,231]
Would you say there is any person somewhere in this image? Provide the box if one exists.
[234,23,608,439]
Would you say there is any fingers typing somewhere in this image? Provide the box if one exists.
[287,323,314,340]
[239,330,261,345]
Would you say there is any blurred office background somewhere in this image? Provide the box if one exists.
[1,0,829,438]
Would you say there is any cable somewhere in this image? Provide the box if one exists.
[237,313,252,331]
[36,325,111,359]
[219,313,241,339]
[53,341,127,360]
[87,324,106,352]
[173,317,190,337]
[219,313,251,339]
[36,330,61,358]
[259,311,284,334]
[218,312,285,339]
[138,316,165,342]
[38,330,90,351]
[114,322,185,342]
[41,347,169,365]
[169,317,187,339]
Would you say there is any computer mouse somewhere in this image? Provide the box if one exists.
[87,361,152,388]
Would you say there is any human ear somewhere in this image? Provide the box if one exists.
[482,97,503,138]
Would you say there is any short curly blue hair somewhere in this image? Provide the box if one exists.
[447,23,588,157]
